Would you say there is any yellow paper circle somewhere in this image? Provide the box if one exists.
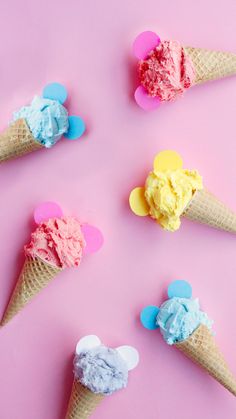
[129,187,149,216]
[154,150,183,172]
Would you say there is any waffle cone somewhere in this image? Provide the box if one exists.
[184,46,236,84]
[0,118,42,163]
[183,188,236,233]
[66,379,104,419]
[1,256,61,326]
[175,324,236,396]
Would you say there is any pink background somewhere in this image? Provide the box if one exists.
[0,0,236,418]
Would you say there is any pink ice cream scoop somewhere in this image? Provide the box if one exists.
[25,216,85,269]
[133,31,236,110]
[138,40,196,102]
[1,203,104,327]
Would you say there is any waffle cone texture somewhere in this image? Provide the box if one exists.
[175,324,236,396]
[184,47,236,84]
[1,256,61,326]
[66,379,104,419]
[0,118,42,163]
[183,188,236,233]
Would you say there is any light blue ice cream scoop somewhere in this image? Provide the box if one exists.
[156,297,213,345]
[13,95,69,148]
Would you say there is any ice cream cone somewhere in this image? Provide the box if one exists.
[184,47,236,84]
[183,188,236,233]
[66,379,104,419]
[1,256,61,326]
[175,324,236,396]
[0,118,42,163]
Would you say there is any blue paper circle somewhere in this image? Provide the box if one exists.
[167,280,192,299]
[42,83,68,104]
[140,306,160,330]
[64,116,86,140]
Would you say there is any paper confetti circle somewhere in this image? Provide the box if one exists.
[133,31,160,60]
[34,202,63,224]
[64,116,86,140]
[167,280,192,299]
[43,82,68,104]
[140,305,160,330]
[134,86,161,111]
[81,224,104,254]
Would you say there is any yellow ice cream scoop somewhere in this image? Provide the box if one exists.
[129,150,203,232]
[145,168,202,231]
[129,150,236,234]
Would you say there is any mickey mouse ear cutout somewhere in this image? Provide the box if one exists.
[129,187,149,217]
[133,31,161,60]
[134,86,161,111]
[140,305,160,330]
[76,335,101,355]
[81,224,104,255]
[43,83,68,104]
[64,116,86,140]
[116,346,139,370]
[34,202,63,224]
[167,280,192,299]
[154,150,183,172]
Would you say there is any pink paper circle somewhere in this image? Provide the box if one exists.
[81,224,104,255]
[133,31,160,60]
[134,86,161,111]
[34,202,63,224]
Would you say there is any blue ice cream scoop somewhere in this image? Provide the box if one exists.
[140,280,213,344]
[156,297,212,345]
[13,95,69,148]
[12,82,85,148]
[139,281,236,398]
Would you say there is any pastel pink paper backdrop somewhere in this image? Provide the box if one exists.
[0,1,236,418]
